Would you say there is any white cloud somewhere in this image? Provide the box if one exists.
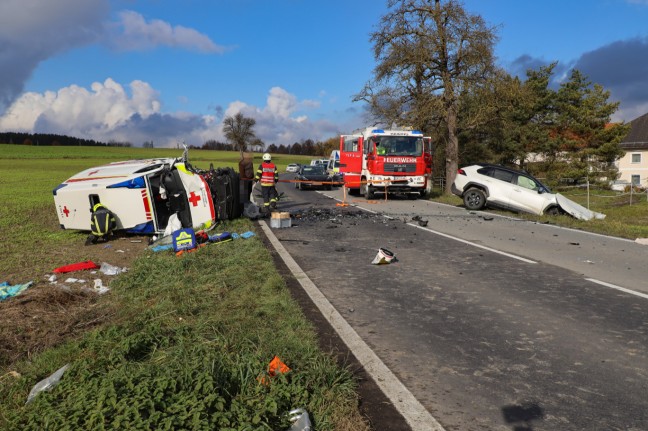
[223,87,340,145]
[0,0,109,111]
[108,11,229,53]
[0,78,164,137]
[0,1,226,114]
[0,80,347,147]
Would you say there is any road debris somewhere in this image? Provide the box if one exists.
[371,248,396,265]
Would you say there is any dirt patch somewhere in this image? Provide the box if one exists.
[0,234,150,368]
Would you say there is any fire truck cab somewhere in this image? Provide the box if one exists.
[339,127,433,199]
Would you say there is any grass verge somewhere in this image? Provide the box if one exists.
[0,145,369,431]
[0,218,370,430]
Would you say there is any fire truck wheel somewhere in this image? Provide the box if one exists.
[366,185,375,200]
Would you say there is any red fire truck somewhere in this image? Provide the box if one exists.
[339,127,433,199]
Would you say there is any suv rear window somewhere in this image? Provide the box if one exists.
[478,166,514,183]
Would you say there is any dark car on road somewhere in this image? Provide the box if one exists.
[295,165,333,190]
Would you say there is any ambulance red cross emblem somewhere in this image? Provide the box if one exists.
[188,191,201,206]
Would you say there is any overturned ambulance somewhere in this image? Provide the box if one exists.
[53,149,241,235]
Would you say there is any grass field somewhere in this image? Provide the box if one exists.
[0,145,368,431]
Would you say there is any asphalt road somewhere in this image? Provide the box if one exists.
[263,176,648,431]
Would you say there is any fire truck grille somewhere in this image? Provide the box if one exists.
[384,163,417,173]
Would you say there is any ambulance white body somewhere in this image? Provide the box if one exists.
[53,154,216,235]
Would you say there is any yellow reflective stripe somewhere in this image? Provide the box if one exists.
[175,163,190,174]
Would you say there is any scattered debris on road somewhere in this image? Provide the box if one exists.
[371,247,396,265]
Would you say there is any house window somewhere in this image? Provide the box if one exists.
[631,153,641,163]
[631,175,641,186]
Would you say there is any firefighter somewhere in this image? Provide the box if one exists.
[254,153,279,214]
[86,203,117,245]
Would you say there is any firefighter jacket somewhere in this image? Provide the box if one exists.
[255,162,278,186]
[90,203,116,237]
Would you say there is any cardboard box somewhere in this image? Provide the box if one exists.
[270,213,291,228]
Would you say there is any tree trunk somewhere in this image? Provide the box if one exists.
[444,103,459,195]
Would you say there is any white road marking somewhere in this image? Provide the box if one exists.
[585,278,648,300]
[260,220,446,431]
[408,223,538,264]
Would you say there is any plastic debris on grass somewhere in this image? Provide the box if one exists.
[52,261,100,274]
[0,281,33,301]
[26,363,70,404]
[287,408,312,431]
[99,262,127,276]
[258,355,291,386]
[43,261,125,295]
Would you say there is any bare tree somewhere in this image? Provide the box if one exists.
[222,112,257,159]
[356,0,498,193]
[249,137,265,152]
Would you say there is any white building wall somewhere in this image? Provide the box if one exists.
[616,149,648,187]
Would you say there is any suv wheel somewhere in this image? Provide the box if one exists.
[463,188,486,210]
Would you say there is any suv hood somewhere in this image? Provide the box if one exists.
[556,194,606,221]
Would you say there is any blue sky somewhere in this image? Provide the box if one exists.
[1,0,648,148]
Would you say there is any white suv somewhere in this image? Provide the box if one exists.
[451,164,562,216]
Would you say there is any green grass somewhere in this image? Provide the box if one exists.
[0,143,314,172]
[1,222,366,430]
[0,145,368,431]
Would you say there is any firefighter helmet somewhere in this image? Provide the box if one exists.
[263,153,271,161]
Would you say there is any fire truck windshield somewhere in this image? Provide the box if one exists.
[374,136,423,156]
